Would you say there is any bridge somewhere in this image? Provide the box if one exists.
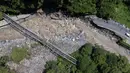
[3,13,77,65]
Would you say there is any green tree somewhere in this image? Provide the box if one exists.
[45,61,57,70]
[92,46,106,64]
[46,69,55,73]
[0,56,9,67]
[117,56,130,72]
[83,62,97,73]
[45,44,130,73]
[80,43,93,56]
[96,0,122,19]
[99,64,111,73]
[106,53,119,66]
[0,0,44,15]
[66,0,96,14]
[110,68,122,73]
[78,57,91,71]
[97,3,115,19]
[76,70,82,73]
[0,12,3,20]
[92,54,106,65]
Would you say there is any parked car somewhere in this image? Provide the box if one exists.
[125,33,130,37]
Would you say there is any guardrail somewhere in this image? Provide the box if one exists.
[3,13,77,65]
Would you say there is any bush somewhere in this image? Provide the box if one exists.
[0,56,9,67]
[0,12,3,20]
[96,0,121,19]
[0,67,15,73]
[11,47,28,63]
[0,67,9,73]
[117,40,130,50]
[0,56,15,73]
[113,3,130,28]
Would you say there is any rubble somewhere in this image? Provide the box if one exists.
[0,13,87,73]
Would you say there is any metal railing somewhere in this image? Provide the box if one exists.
[3,14,77,65]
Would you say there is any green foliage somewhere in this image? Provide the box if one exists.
[0,67,15,73]
[0,0,44,15]
[45,59,73,73]
[11,47,28,63]
[97,3,115,19]
[78,57,91,71]
[0,67,9,73]
[117,39,130,50]
[0,12,3,20]
[37,0,44,8]
[57,0,130,28]
[0,56,9,67]
[96,0,121,19]
[118,56,130,72]
[45,43,130,73]
[0,56,15,73]
[79,43,93,56]
[65,0,96,15]
[113,3,130,28]
[99,64,110,73]
[45,61,57,70]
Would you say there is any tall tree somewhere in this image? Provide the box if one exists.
[65,0,97,14]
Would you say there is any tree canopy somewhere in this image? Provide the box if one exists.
[44,43,130,73]
[66,0,96,15]
[0,0,44,13]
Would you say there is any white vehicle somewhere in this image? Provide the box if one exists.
[125,33,130,37]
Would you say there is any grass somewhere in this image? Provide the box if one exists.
[11,47,28,63]
[113,3,130,28]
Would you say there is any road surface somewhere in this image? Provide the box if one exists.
[90,17,130,44]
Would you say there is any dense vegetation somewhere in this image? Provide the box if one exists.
[65,0,97,15]
[0,0,44,13]
[0,0,44,19]
[45,43,130,73]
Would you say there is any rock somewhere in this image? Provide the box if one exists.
[72,38,75,41]
[50,12,62,20]
[7,62,19,70]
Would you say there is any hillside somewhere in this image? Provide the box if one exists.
[0,0,130,73]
